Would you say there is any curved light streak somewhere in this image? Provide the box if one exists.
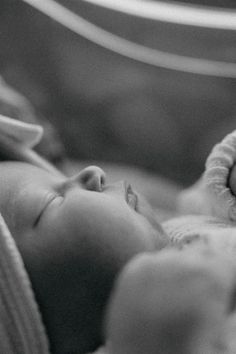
[20,0,236,77]
[82,0,236,30]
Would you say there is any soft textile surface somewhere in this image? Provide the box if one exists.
[0,113,64,176]
[0,116,53,353]
[158,130,236,354]
[0,213,49,354]
[178,130,236,221]
[0,113,43,147]
[0,77,65,164]
[2,115,236,353]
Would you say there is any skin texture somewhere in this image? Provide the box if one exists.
[0,162,168,354]
[106,248,234,354]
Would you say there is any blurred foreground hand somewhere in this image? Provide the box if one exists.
[105,247,235,354]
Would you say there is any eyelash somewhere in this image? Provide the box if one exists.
[33,194,60,227]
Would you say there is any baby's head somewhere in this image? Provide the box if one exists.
[0,161,168,353]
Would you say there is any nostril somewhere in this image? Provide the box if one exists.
[79,166,106,192]
[87,173,103,192]
[100,174,106,188]
[80,170,93,185]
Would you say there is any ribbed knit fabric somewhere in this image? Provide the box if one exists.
[163,215,236,252]
[204,130,236,221]
[160,131,236,354]
[178,130,236,222]
[0,212,50,353]
[162,214,236,354]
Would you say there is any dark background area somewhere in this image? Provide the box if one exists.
[172,0,236,6]
[0,0,236,186]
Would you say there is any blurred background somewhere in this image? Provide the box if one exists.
[0,0,236,193]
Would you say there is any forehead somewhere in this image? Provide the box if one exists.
[0,162,63,209]
[0,162,65,230]
[0,161,64,187]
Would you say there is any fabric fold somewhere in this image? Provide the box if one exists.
[0,213,50,353]
[0,114,43,148]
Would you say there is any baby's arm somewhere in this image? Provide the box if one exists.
[178,130,236,221]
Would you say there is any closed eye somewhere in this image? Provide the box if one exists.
[33,193,61,227]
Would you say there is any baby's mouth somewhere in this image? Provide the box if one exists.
[125,183,138,211]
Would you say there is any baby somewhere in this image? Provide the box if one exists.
[3,114,236,354]
[0,115,168,354]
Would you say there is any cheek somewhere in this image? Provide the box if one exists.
[36,195,159,269]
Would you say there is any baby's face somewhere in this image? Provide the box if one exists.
[0,162,167,353]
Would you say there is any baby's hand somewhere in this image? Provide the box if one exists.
[202,130,236,221]
[105,248,233,354]
[178,131,236,221]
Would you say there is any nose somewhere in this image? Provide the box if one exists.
[72,165,106,192]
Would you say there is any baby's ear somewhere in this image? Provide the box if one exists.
[0,114,43,148]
